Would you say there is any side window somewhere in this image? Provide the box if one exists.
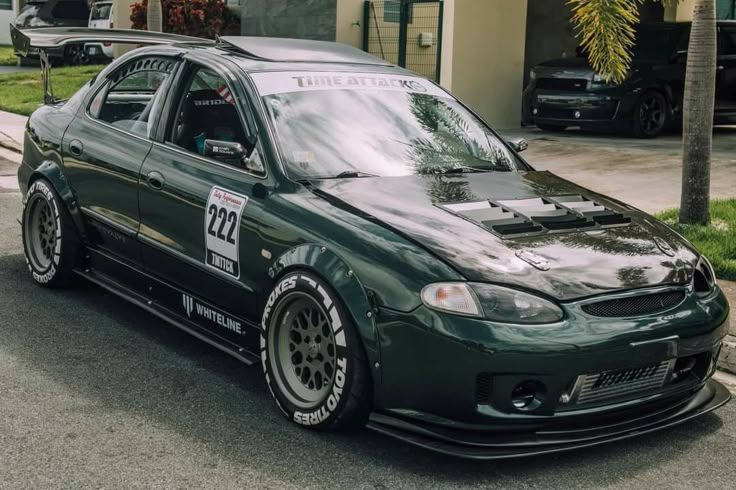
[52,1,90,20]
[88,57,175,138]
[169,66,264,175]
[720,29,736,56]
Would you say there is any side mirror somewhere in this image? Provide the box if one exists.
[507,137,528,153]
[204,139,247,163]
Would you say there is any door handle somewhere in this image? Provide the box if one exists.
[68,140,83,157]
[146,171,165,191]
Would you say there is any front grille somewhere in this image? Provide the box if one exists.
[575,360,673,406]
[582,290,686,318]
[536,78,588,91]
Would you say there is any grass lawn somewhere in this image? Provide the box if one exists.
[0,45,16,66]
[0,65,105,116]
[656,200,736,281]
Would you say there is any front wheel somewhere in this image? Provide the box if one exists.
[261,272,372,430]
[631,91,668,138]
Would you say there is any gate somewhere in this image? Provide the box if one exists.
[363,0,444,82]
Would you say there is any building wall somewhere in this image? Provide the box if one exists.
[112,0,136,58]
[450,0,528,129]
[335,0,363,47]
[665,0,695,21]
[240,0,337,40]
[0,1,18,45]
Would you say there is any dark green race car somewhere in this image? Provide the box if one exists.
[12,27,730,459]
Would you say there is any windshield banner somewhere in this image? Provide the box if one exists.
[251,71,451,98]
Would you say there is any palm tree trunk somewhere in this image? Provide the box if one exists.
[679,0,717,225]
[147,0,163,33]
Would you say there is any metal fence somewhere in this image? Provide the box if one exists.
[363,0,444,82]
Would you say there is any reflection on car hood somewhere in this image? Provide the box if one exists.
[311,171,698,301]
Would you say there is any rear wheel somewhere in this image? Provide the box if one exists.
[261,272,371,430]
[22,179,80,288]
[631,91,668,138]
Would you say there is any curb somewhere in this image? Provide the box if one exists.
[0,138,22,154]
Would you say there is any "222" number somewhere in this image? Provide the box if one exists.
[207,204,237,245]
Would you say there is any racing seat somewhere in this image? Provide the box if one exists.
[175,89,246,155]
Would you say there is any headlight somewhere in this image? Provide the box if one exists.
[694,255,717,296]
[421,282,563,324]
[471,283,564,324]
[421,283,482,317]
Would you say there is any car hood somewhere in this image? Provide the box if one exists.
[310,171,698,301]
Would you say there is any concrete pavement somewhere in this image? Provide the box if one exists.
[505,126,736,214]
[0,189,735,487]
[0,110,26,153]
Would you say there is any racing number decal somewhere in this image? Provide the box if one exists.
[205,187,248,279]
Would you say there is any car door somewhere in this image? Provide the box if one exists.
[138,57,270,347]
[716,25,736,120]
[63,55,178,273]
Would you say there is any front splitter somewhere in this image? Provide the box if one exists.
[366,379,731,460]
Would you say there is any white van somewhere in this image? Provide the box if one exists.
[85,1,114,60]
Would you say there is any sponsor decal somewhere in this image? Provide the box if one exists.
[182,293,243,335]
[204,187,248,279]
[250,71,451,98]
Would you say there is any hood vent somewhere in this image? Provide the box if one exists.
[440,195,630,239]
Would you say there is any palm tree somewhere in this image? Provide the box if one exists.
[569,0,717,225]
[147,0,163,33]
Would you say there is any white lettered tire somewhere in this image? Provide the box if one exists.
[21,179,80,288]
[261,271,372,430]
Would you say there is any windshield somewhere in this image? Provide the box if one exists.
[251,71,522,180]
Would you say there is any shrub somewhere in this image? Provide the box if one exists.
[130,0,240,39]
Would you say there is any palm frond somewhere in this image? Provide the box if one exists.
[568,0,672,83]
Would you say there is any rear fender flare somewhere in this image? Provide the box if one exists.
[268,243,381,382]
[27,160,86,239]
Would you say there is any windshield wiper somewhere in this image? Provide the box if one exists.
[319,171,379,180]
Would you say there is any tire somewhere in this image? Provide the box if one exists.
[261,272,372,431]
[64,44,88,66]
[631,90,668,138]
[536,123,567,132]
[21,179,81,288]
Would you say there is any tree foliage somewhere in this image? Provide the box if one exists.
[567,0,674,83]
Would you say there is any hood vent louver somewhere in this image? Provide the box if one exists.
[440,196,630,239]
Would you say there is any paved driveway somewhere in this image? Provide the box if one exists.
[503,127,736,213]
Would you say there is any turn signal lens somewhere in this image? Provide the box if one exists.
[421,283,482,317]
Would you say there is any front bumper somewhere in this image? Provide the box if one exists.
[367,379,730,459]
[372,286,729,457]
[522,85,636,130]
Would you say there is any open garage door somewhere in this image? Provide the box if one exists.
[363,0,444,82]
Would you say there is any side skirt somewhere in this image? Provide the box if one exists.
[76,249,261,366]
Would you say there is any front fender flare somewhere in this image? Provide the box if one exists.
[269,243,381,385]
[28,160,86,239]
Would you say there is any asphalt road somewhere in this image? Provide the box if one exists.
[1,162,736,488]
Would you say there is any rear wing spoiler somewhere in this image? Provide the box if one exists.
[9,25,210,104]
[10,25,209,56]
